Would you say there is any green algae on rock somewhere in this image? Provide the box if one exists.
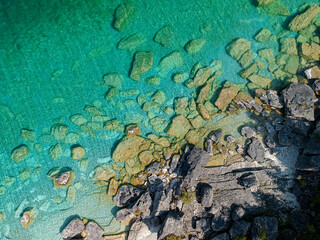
[289,4,320,31]
[154,25,174,47]
[145,76,160,85]
[130,51,154,81]
[166,115,191,138]
[11,144,30,162]
[248,74,272,88]
[70,114,87,126]
[185,38,206,55]
[113,3,136,32]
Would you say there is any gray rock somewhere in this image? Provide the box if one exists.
[170,154,180,173]
[211,211,230,232]
[152,185,173,217]
[128,219,159,240]
[210,233,230,240]
[247,138,265,162]
[265,122,275,135]
[195,217,212,232]
[131,192,153,219]
[147,162,161,175]
[85,221,104,240]
[178,147,210,186]
[265,135,276,148]
[312,79,320,94]
[158,211,184,240]
[267,91,284,108]
[281,83,316,121]
[116,208,136,222]
[241,126,256,138]
[237,172,258,188]
[251,216,278,240]
[61,218,85,239]
[200,183,213,208]
[113,185,143,208]
[210,131,223,143]
[232,207,245,221]
[229,220,251,238]
[226,136,235,143]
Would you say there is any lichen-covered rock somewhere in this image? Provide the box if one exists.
[113,3,136,32]
[71,145,85,159]
[93,165,116,181]
[154,25,174,47]
[117,33,145,51]
[282,83,316,121]
[215,87,239,110]
[61,218,85,239]
[289,4,320,31]
[52,170,74,188]
[20,128,35,141]
[248,74,271,88]
[254,28,272,42]
[300,42,320,61]
[185,66,213,88]
[185,38,206,55]
[51,123,69,141]
[49,143,63,160]
[70,114,87,126]
[11,144,30,162]
[130,51,154,81]
[102,72,123,89]
[226,38,251,61]
[20,210,35,229]
[158,51,184,76]
[166,115,191,138]
[112,136,150,163]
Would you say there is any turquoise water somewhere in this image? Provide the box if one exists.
[0,0,318,239]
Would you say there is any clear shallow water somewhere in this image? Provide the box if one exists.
[0,0,318,239]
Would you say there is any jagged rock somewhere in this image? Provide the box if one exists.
[251,216,278,240]
[113,3,136,31]
[178,147,210,186]
[237,172,259,188]
[51,123,69,140]
[117,33,145,51]
[226,38,251,61]
[289,4,320,31]
[240,126,256,138]
[200,183,213,208]
[195,217,212,232]
[210,233,230,240]
[265,135,276,148]
[282,83,316,121]
[85,221,104,240]
[312,79,320,94]
[61,218,85,239]
[131,192,153,219]
[229,220,251,238]
[113,185,143,208]
[185,38,206,55]
[116,208,136,225]
[305,66,320,79]
[154,25,174,47]
[247,138,265,162]
[151,185,173,216]
[130,51,154,81]
[158,211,184,239]
[11,144,30,162]
[166,115,191,139]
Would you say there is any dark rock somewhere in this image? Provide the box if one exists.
[281,83,316,121]
[247,138,265,162]
[290,211,310,232]
[211,211,230,232]
[200,183,213,208]
[170,154,180,173]
[209,131,223,143]
[158,211,184,239]
[131,192,153,219]
[210,233,230,240]
[61,218,85,239]
[265,135,276,148]
[178,146,210,186]
[195,217,212,232]
[312,79,320,94]
[265,122,275,134]
[229,220,251,238]
[85,221,104,240]
[232,206,245,221]
[237,172,259,188]
[251,216,278,240]
[152,185,173,217]
[241,126,256,138]
[113,185,143,208]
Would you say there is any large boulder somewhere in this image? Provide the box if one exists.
[281,83,316,121]
[85,221,104,240]
[158,211,184,239]
[113,185,143,208]
[247,138,265,162]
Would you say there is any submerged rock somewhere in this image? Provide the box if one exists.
[20,210,35,229]
[158,51,184,76]
[52,170,74,188]
[256,0,274,6]
[254,28,272,42]
[154,25,174,47]
[289,4,320,31]
[117,33,145,51]
[113,3,136,31]
[226,38,251,61]
[300,42,320,61]
[93,165,116,181]
[11,144,30,162]
[51,123,69,141]
[125,124,141,137]
[49,143,63,160]
[185,38,206,55]
[282,83,316,121]
[248,74,271,88]
[215,87,239,110]
[166,115,191,139]
[20,128,35,141]
[130,51,154,81]
[71,145,86,160]
[61,218,85,239]
[102,72,123,89]
[186,66,213,88]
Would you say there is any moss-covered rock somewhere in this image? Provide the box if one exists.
[280,38,298,55]
[130,51,154,81]
[226,38,251,61]
[11,144,30,162]
[300,42,320,61]
[70,114,87,126]
[108,178,119,197]
[125,157,144,175]
[172,72,188,83]
[185,38,206,55]
[113,4,136,32]
[283,55,299,74]
[138,150,154,166]
[154,25,174,47]
[152,90,166,104]
[20,128,35,141]
[166,115,191,138]
[102,72,123,89]
[117,33,145,51]
[289,4,320,31]
[239,50,253,68]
